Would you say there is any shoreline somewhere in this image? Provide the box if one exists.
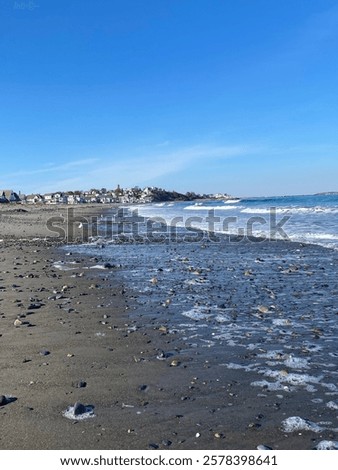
[0,205,337,450]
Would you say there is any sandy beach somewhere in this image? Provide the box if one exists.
[0,205,337,450]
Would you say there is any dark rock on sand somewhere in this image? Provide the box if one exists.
[39,349,50,356]
[73,380,87,389]
[0,395,8,406]
[73,402,87,416]
[138,384,149,392]
[104,262,115,269]
[0,395,17,406]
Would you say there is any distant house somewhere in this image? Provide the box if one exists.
[44,192,67,204]
[25,194,44,204]
[0,190,21,203]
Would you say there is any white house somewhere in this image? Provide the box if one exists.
[25,194,44,204]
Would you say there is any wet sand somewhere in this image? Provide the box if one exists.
[0,205,337,450]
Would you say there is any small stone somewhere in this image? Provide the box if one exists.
[27,303,42,310]
[258,305,269,314]
[248,422,261,429]
[104,262,115,269]
[195,432,201,438]
[257,444,273,450]
[39,350,50,356]
[162,440,172,447]
[170,359,181,367]
[148,443,159,450]
[14,319,22,327]
[214,432,224,439]
[73,380,87,389]
[150,277,158,284]
[73,402,87,416]
[0,395,8,406]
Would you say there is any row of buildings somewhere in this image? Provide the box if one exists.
[0,186,221,205]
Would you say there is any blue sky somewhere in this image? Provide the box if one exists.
[1,0,338,196]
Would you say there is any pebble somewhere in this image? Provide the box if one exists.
[73,380,87,389]
[28,303,42,310]
[257,445,273,450]
[73,402,87,416]
[104,262,115,269]
[162,440,172,447]
[148,443,159,450]
[14,319,22,327]
[0,395,8,406]
[170,359,181,367]
[39,349,50,356]
[257,305,269,314]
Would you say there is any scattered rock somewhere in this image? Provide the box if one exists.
[28,303,43,310]
[162,440,172,447]
[0,395,16,406]
[148,443,159,450]
[73,380,87,389]
[39,349,50,356]
[170,359,181,367]
[73,402,87,416]
[104,262,115,269]
[257,305,269,314]
[0,395,8,406]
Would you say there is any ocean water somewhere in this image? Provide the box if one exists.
[61,194,338,441]
[123,194,338,250]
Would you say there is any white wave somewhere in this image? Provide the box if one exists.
[224,199,241,204]
[89,264,107,270]
[315,440,338,450]
[289,232,338,241]
[281,416,322,433]
[53,261,79,271]
[326,401,338,410]
[181,307,212,321]
[241,206,338,215]
[251,380,285,391]
[241,208,290,214]
[184,205,242,211]
[283,355,309,370]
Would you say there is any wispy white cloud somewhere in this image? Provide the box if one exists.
[2,158,99,179]
[1,143,253,193]
[86,143,254,187]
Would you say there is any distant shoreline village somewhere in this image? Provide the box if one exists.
[0,186,233,205]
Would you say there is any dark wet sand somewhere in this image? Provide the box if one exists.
[0,205,337,450]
